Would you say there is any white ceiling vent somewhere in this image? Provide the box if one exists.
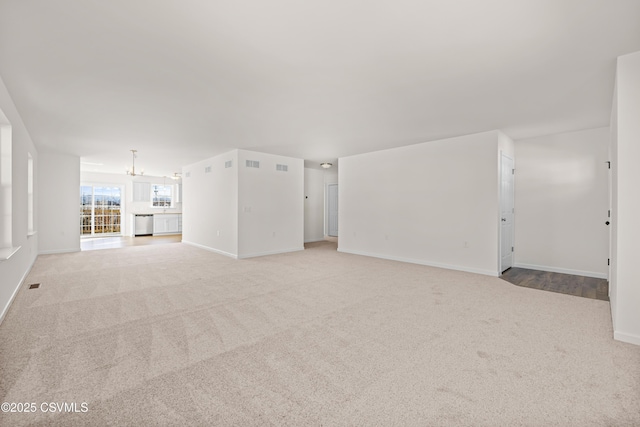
[225,160,233,168]
[245,160,260,168]
[276,164,288,172]
[205,165,212,173]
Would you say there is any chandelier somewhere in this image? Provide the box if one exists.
[126,149,144,176]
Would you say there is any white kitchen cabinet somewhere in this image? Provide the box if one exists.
[133,182,151,202]
[153,214,182,235]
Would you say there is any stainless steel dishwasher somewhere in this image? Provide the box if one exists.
[134,214,154,236]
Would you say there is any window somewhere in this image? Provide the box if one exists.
[80,185,122,236]
[0,123,12,249]
[27,152,34,235]
[152,185,172,207]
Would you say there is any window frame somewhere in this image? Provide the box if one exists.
[27,152,35,236]
[80,184,124,237]
[151,184,173,208]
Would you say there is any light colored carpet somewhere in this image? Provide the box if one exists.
[0,241,638,426]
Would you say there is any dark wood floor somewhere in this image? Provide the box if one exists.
[500,268,609,301]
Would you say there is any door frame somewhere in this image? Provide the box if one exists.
[80,183,126,238]
[326,183,339,237]
[607,159,612,284]
[499,152,515,273]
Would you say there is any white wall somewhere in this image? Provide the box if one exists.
[81,171,183,236]
[323,166,338,186]
[304,168,324,243]
[39,150,80,254]
[182,149,304,259]
[182,151,238,257]
[610,50,640,345]
[339,130,502,276]
[513,127,609,278]
[237,150,304,258]
[498,131,515,159]
[0,76,38,324]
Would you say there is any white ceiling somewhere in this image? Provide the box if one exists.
[0,0,639,176]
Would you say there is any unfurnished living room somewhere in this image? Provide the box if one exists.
[1,1,639,426]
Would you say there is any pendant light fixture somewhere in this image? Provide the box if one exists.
[126,149,144,176]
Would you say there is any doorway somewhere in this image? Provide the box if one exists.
[327,184,338,237]
[607,159,612,283]
[80,185,123,237]
[500,153,514,273]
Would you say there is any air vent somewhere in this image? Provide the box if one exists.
[28,283,40,289]
[185,172,191,178]
[245,160,260,168]
[205,166,212,173]
[225,160,233,168]
[276,164,288,172]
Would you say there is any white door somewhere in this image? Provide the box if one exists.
[80,185,123,236]
[328,184,339,237]
[607,160,612,282]
[500,154,514,272]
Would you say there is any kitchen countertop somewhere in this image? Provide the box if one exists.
[132,212,182,215]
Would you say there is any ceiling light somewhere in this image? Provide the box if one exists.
[126,149,144,176]
[321,162,332,169]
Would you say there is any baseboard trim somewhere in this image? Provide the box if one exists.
[182,242,305,260]
[181,241,238,259]
[0,256,37,326]
[38,248,80,255]
[609,296,617,330]
[614,330,640,346]
[337,248,499,277]
[238,247,305,259]
[513,263,607,279]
